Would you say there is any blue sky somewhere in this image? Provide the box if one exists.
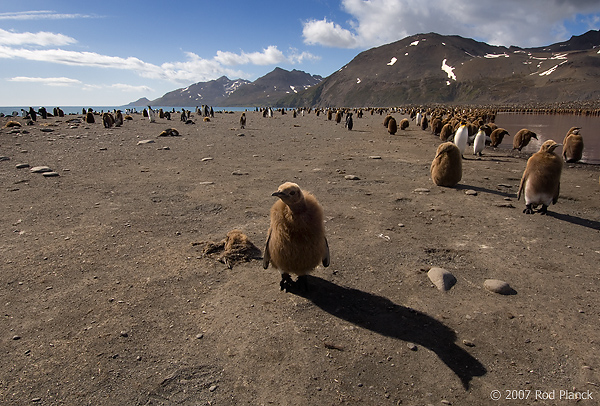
[1,0,599,106]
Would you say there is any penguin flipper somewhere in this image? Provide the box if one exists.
[517,172,527,201]
[263,230,271,269]
[553,182,560,205]
[322,237,330,268]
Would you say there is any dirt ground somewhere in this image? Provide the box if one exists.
[1,109,599,405]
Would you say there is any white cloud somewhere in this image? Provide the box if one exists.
[0,10,98,20]
[8,76,82,86]
[302,0,600,49]
[0,28,76,46]
[214,45,320,66]
[302,18,359,48]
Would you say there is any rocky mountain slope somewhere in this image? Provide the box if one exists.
[278,30,600,107]
[149,76,250,107]
[138,68,322,107]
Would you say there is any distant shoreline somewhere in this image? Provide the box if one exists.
[0,106,254,116]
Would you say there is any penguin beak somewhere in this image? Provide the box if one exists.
[272,191,285,198]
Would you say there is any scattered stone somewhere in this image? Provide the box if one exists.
[201,157,213,161]
[196,333,204,339]
[12,335,21,340]
[484,279,516,295]
[120,331,129,338]
[232,170,249,175]
[498,183,512,188]
[0,156,10,162]
[137,139,155,145]
[427,267,457,291]
[209,385,218,392]
[16,163,29,169]
[462,339,475,347]
[345,175,360,180]
[496,203,515,208]
[30,166,52,173]
[40,128,54,132]
[198,181,214,185]
[407,343,417,351]
[237,133,245,136]
[42,172,59,177]
[369,155,382,159]
[414,188,430,193]
[465,189,477,196]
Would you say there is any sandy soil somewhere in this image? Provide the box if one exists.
[1,110,600,405]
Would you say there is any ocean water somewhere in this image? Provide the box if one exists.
[494,113,600,165]
[0,105,253,116]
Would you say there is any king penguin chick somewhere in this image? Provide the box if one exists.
[513,128,537,151]
[263,182,330,291]
[239,112,246,129]
[490,128,509,147]
[517,140,563,215]
[562,127,584,163]
[473,127,486,156]
[431,142,462,187]
[454,121,469,157]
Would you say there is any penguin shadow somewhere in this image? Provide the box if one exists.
[290,276,487,389]
[546,211,600,231]
[455,183,515,199]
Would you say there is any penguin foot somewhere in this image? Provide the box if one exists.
[523,205,535,214]
[538,205,548,215]
[296,275,309,292]
[280,273,293,292]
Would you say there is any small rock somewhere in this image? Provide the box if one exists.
[12,335,21,340]
[232,170,248,175]
[427,267,457,291]
[30,166,52,173]
[237,133,245,136]
[407,343,418,351]
[16,163,29,169]
[465,190,477,196]
[120,331,129,338]
[462,339,475,347]
[369,155,382,159]
[42,172,59,177]
[345,175,360,180]
[137,139,155,145]
[40,128,54,132]
[197,181,214,185]
[209,385,218,392]
[484,279,516,295]
[0,156,10,162]
[196,333,204,339]
[201,157,213,161]
[414,188,430,193]
[496,203,515,208]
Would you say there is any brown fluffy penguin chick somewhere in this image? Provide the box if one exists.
[490,128,509,147]
[562,129,583,163]
[387,117,398,135]
[239,112,246,129]
[513,128,538,151]
[400,118,409,130]
[430,142,462,187]
[517,140,563,215]
[263,182,330,291]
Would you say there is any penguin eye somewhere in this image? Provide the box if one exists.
[290,191,296,195]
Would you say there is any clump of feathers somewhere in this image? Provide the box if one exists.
[194,229,262,269]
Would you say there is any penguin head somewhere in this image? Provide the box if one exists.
[540,140,561,153]
[272,182,304,206]
[531,131,538,140]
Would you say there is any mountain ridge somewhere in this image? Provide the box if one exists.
[126,30,600,108]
